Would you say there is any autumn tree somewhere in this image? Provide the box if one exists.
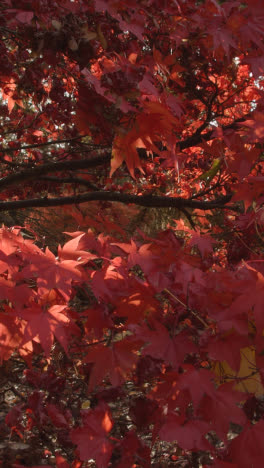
[1,0,264,466]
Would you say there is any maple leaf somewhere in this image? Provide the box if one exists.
[112,239,170,290]
[245,53,264,79]
[83,304,114,339]
[111,132,145,179]
[67,229,110,258]
[113,238,173,282]
[27,390,49,426]
[46,403,69,428]
[129,397,159,430]
[0,312,23,362]
[164,91,185,118]
[114,431,151,468]
[239,112,264,142]
[159,412,211,451]
[90,263,127,301]
[131,320,197,369]
[1,77,23,113]
[3,0,264,464]
[229,420,264,468]
[85,338,141,390]
[189,232,216,257]
[70,403,113,466]
[148,371,180,411]
[211,26,236,57]
[113,283,159,324]
[0,277,32,309]
[207,333,250,372]
[198,382,246,440]
[18,304,80,357]
[232,175,264,211]
[58,231,97,263]
[111,101,179,177]
[75,83,114,137]
[82,68,115,103]
[21,248,84,300]
[226,263,264,333]
[176,365,216,410]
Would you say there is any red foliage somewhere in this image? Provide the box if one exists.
[1,0,264,467]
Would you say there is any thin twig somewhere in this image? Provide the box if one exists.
[164,288,209,328]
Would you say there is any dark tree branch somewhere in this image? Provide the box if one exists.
[179,207,196,230]
[178,113,251,150]
[0,191,236,212]
[0,151,111,189]
[0,136,84,153]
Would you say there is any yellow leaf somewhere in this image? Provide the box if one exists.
[81,400,91,409]
[213,346,264,396]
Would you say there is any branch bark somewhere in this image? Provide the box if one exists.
[0,191,236,212]
[0,151,111,189]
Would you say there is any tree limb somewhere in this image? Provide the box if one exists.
[0,151,111,189]
[0,191,236,212]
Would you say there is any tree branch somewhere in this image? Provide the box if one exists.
[179,113,251,150]
[0,136,84,153]
[0,191,236,212]
[0,151,111,189]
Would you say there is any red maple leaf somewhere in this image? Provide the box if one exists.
[131,320,196,368]
[189,232,216,257]
[114,282,159,324]
[239,112,264,142]
[177,365,216,410]
[198,382,246,440]
[85,338,141,390]
[19,305,80,357]
[70,403,113,466]
[22,247,84,300]
[90,263,127,301]
[229,420,264,468]
[0,312,23,362]
[83,304,114,339]
[58,231,98,263]
[148,371,180,411]
[159,412,211,451]
[207,333,250,372]
[46,403,69,429]
[114,431,151,468]
[227,263,264,333]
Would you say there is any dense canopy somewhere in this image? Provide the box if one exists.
[1,0,264,467]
